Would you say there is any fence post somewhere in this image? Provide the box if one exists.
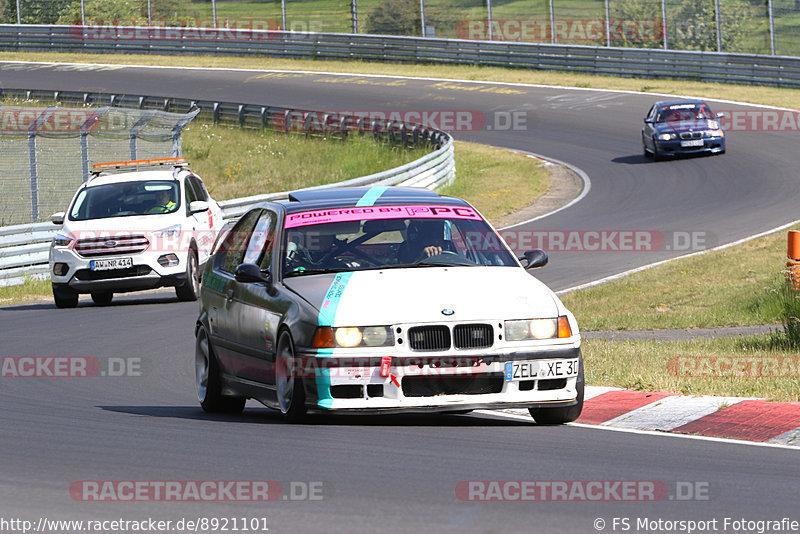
[714,0,722,52]
[661,0,668,50]
[420,0,426,37]
[281,0,287,31]
[27,133,39,222]
[788,231,800,290]
[80,0,86,25]
[768,0,776,55]
[16,0,20,24]
[212,0,218,28]
[486,0,492,41]
[604,0,610,47]
[351,0,357,34]
[147,0,152,26]
[80,132,90,183]
[549,0,555,43]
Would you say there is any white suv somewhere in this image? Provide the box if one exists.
[49,158,223,308]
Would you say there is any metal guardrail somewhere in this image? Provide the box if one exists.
[0,89,455,288]
[2,24,800,88]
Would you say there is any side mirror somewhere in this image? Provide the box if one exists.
[189,200,209,214]
[50,212,65,225]
[235,262,272,285]
[519,249,548,270]
[643,118,653,124]
[715,112,725,119]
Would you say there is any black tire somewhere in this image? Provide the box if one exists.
[176,250,200,302]
[195,327,246,414]
[91,291,113,306]
[275,330,307,423]
[529,361,585,425]
[53,285,78,309]
[652,138,662,161]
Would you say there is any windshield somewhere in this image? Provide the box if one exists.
[69,180,180,221]
[655,103,713,123]
[282,204,518,277]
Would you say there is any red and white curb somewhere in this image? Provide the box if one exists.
[491,386,800,447]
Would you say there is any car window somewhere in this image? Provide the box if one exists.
[187,175,209,201]
[68,180,179,220]
[214,209,261,274]
[282,206,517,277]
[243,210,277,268]
[184,177,199,206]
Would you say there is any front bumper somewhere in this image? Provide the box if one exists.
[295,346,583,413]
[655,136,725,156]
[49,246,188,294]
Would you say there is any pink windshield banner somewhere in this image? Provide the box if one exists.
[284,205,482,229]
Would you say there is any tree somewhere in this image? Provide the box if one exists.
[365,0,421,36]
[2,0,72,24]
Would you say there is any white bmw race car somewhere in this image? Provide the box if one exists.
[195,186,583,423]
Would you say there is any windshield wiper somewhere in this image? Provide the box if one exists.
[283,267,351,278]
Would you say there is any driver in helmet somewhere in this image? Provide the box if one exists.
[399,219,446,263]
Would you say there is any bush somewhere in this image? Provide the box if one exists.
[365,0,421,36]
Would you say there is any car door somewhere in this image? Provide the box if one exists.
[184,175,215,263]
[205,208,261,376]
[642,104,657,150]
[226,208,283,385]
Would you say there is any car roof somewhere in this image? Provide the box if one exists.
[83,169,186,187]
[653,99,709,108]
[277,186,471,214]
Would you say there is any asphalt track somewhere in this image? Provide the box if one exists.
[1,62,800,533]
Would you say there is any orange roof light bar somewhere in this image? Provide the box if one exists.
[91,157,188,173]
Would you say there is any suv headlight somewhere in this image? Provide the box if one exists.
[52,233,73,247]
[505,317,572,341]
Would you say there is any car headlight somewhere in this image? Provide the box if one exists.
[658,133,677,141]
[52,233,73,247]
[505,317,572,341]
[313,326,394,348]
[152,225,182,239]
[704,129,724,138]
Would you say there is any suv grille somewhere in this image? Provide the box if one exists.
[74,235,150,258]
[454,324,493,349]
[408,325,450,351]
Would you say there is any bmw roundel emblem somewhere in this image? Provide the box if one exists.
[441,308,455,316]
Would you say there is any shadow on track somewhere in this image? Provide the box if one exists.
[99,405,534,427]
[1,293,188,312]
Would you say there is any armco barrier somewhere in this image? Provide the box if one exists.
[0,90,455,288]
[1,25,800,88]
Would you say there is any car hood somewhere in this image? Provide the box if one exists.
[283,266,563,326]
[60,214,183,237]
[653,119,720,133]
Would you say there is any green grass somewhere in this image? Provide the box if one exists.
[561,227,799,331]
[582,335,800,402]
[182,123,429,200]
[0,277,51,306]
[442,141,548,221]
